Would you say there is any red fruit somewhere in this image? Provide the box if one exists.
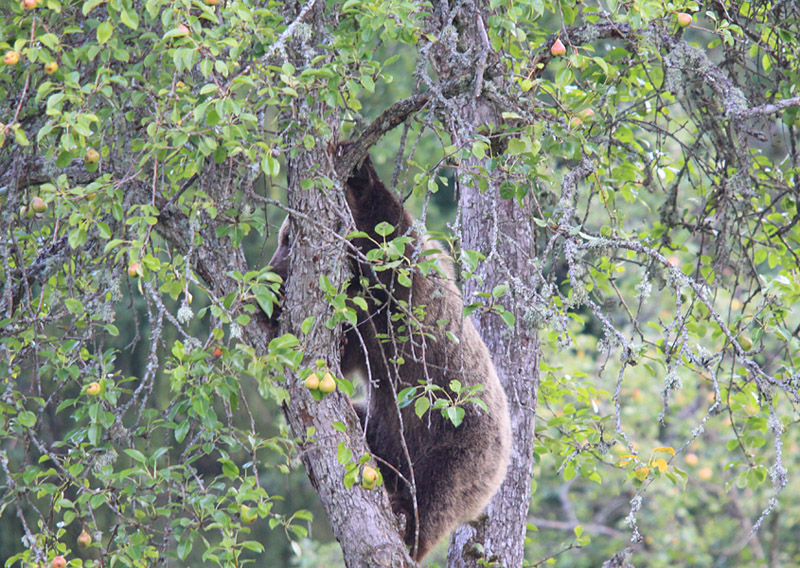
[31,196,47,213]
[4,51,20,65]
[677,12,693,27]
[212,346,223,357]
[361,466,378,489]
[550,38,566,56]
[51,557,66,568]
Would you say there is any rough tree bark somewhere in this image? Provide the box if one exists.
[422,1,541,566]
[449,186,540,568]
[253,3,415,566]
[278,148,413,568]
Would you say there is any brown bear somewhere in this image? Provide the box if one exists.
[268,145,511,561]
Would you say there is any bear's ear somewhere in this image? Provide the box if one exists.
[347,154,377,190]
[336,141,377,197]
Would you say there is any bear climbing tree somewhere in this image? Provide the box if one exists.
[269,146,511,561]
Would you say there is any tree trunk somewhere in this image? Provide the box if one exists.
[449,187,540,568]
[267,5,415,566]
[278,145,414,567]
[422,2,541,566]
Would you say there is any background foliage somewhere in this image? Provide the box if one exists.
[2,0,800,566]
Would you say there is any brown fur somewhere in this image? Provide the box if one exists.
[269,146,511,561]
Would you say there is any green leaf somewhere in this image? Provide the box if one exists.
[13,127,30,147]
[242,541,265,553]
[492,284,509,298]
[499,310,515,328]
[175,420,190,443]
[104,239,125,253]
[414,396,430,419]
[177,540,192,561]
[337,443,352,465]
[18,411,36,428]
[82,0,105,15]
[397,387,416,408]
[206,108,221,126]
[120,9,139,30]
[56,151,73,168]
[374,222,394,237]
[262,154,280,177]
[445,406,464,427]
[220,459,239,479]
[337,378,354,396]
[124,449,147,464]
[97,21,113,45]
[301,317,315,335]
[507,138,527,156]
[68,227,88,249]
[64,298,83,314]
[254,287,277,318]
